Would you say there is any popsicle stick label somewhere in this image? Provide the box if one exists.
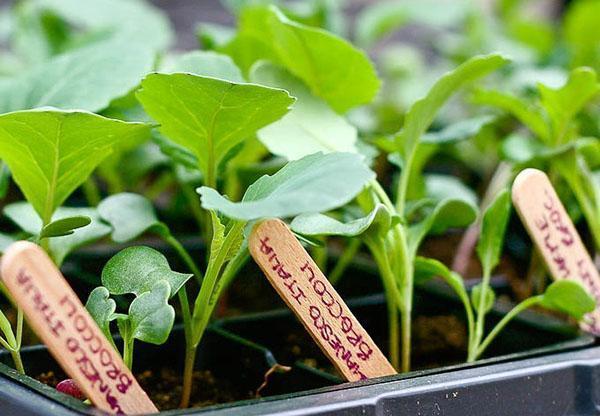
[512,168,600,335]
[249,219,396,381]
[1,241,158,415]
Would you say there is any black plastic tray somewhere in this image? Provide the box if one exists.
[0,282,596,415]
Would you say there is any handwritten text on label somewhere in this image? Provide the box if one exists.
[512,169,600,335]
[250,219,396,381]
[1,242,157,414]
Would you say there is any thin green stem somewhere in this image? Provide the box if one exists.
[10,349,24,375]
[123,338,134,369]
[471,267,492,360]
[0,335,11,351]
[369,179,414,372]
[329,239,362,286]
[473,297,541,360]
[387,294,399,370]
[212,246,250,304]
[0,310,17,347]
[179,344,197,408]
[15,308,23,349]
[366,238,403,369]
[400,310,411,372]
[191,221,245,346]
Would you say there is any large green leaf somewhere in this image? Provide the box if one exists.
[199,152,375,221]
[85,287,117,343]
[397,54,509,159]
[251,62,357,160]
[225,5,380,112]
[539,280,595,321]
[3,202,111,265]
[162,50,244,82]
[126,280,175,345]
[476,189,511,276]
[291,204,394,237]
[136,73,294,183]
[0,110,150,223]
[98,193,167,243]
[0,39,156,114]
[101,246,192,298]
[32,0,173,50]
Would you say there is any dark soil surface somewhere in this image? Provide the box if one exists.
[283,314,468,377]
[34,367,252,412]
[137,367,251,411]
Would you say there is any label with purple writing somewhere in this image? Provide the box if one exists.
[513,169,600,335]
[250,219,396,381]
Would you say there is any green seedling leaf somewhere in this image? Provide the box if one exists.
[85,287,117,343]
[414,256,468,302]
[251,61,357,160]
[98,193,167,242]
[199,152,375,221]
[397,54,509,158]
[476,189,511,277]
[32,0,173,50]
[0,39,156,114]
[472,89,550,143]
[408,198,478,256]
[539,280,596,321]
[226,5,380,112]
[471,283,496,314]
[162,50,244,82]
[291,204,394,238]
[0,110,150,223]
[425,174,478,207]
[208,211,243,269]
[501,134,547,163]
[127,280,175,345]
[3,202,111,265]
[422,115,495,144]
[538,67,600,144]
[40,216,91,239]
[136,73,294,182]
[101,246,192,298]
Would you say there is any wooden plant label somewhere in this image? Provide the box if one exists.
[249,219,396,381]
[1,241,158,415]
[512,168,600,335]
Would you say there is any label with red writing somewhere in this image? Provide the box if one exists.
[249,219,396,381]
[1,241,157,415]
[513,169,600,335]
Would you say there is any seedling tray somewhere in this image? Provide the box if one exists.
[0,281,595,415]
